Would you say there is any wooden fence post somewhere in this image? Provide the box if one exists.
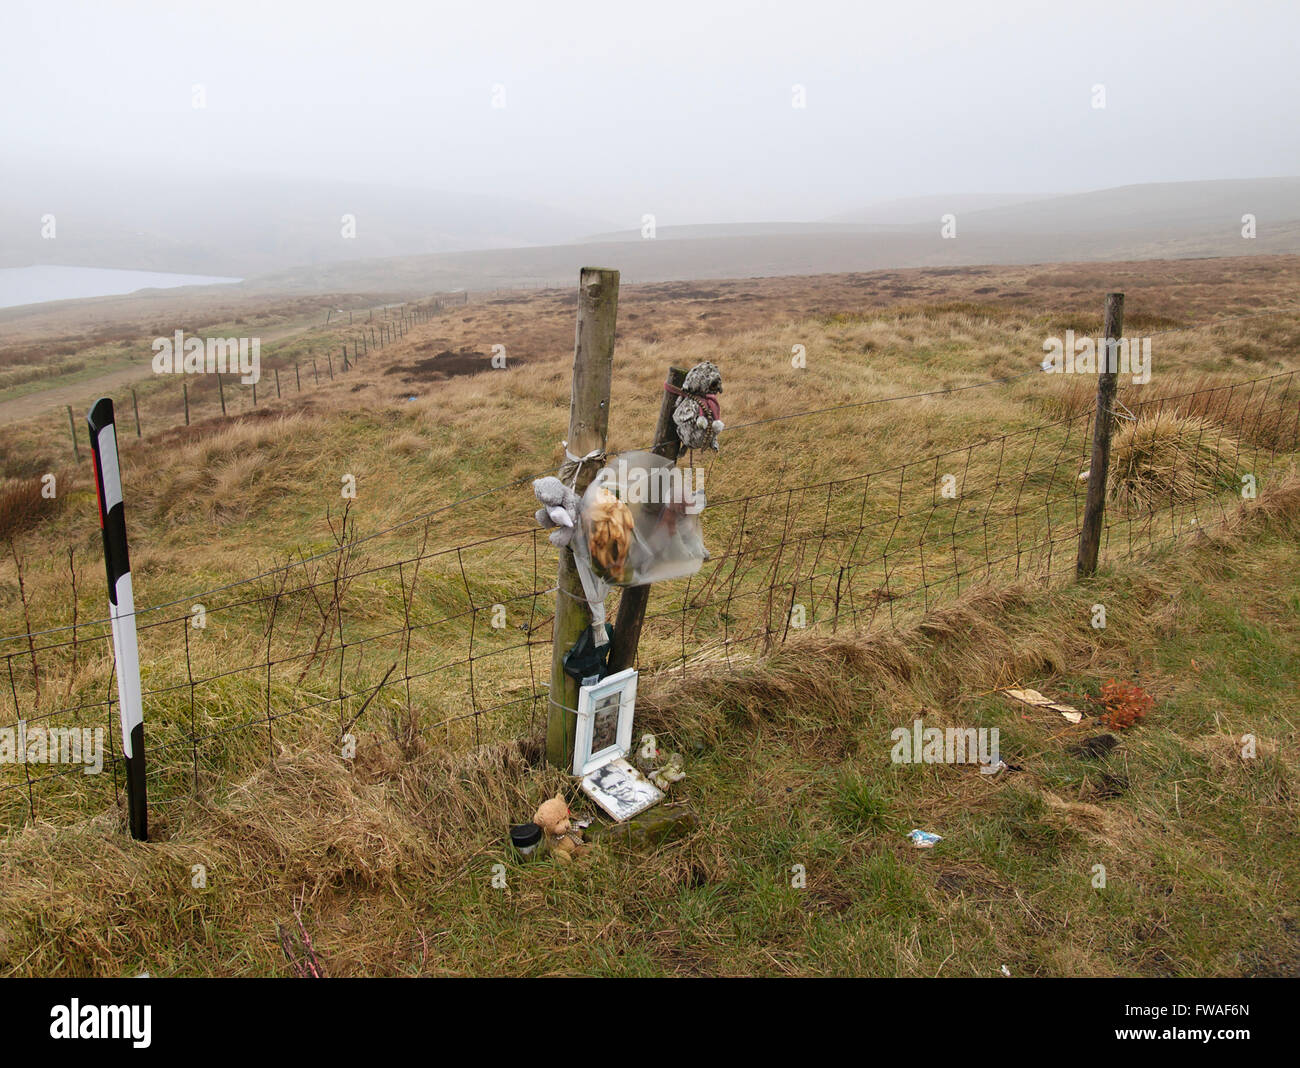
[183,382,189,425]
[295,362,301,391]
[1076,292,1125,579]
[275,367,281,398]
[131,388,141,437]
[607,364,687,674]
[67,405,80,461]
[217,373,227,416]
[546,267,620,769]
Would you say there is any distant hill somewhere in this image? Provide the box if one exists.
[953,177,1300,235]
[0,163,612,277]
[244,178,1300,294]
[4,173,1296,297]
[825,192,1057,225]
[575,221,898,243]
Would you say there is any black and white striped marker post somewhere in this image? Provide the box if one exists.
[88,397,148,841]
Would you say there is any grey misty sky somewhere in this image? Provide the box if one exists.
[5,0,1298,226]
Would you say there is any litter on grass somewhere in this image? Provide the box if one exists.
[908,829,942,849]
[1001,687,1083,723]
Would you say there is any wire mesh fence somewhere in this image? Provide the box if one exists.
[1,366,1297,832]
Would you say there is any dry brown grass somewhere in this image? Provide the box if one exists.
[0,474,1294,975]
[1108,412,1241,510]
[1,257,1298,837]
[0,469,1296,975]
[1193,467,1300,546]
[0,474,68,541]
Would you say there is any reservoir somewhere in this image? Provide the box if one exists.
[0,265,242,310]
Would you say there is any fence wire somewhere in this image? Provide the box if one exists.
[1,367,1297,831]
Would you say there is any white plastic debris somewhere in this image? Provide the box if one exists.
[1002,688,1083,724]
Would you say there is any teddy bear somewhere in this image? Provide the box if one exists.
[671,361,724,452]
[533,792,571,837]
[532,476,581,548]
[532,793,591,861]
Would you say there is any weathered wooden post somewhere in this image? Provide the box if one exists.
[295,361,301,391]
[607,365,687,673]
[1076,292,1125,579]
[546,267,620,769]
[183,382,189,425]
[275,367,281,398]
[66,405,80,461]
[217,373,227,416]
[131,388,141,437]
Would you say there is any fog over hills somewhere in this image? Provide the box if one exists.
[952,177,1300,235]
[576,179,1300,245]
[826,193,1057,225]
[5,153,1295,290]
[5,0,1297,298]
[0,162,614,277]
[240,177,1300,294]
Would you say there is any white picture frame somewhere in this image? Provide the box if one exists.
[573,668,638,776]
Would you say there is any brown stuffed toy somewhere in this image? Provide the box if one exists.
[533,793,590,861]
[533,793,571,836]
[586,487,634,582]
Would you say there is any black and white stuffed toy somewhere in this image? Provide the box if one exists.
[670,361,724,451]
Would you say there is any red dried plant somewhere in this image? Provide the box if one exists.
[1096,679,1154,730]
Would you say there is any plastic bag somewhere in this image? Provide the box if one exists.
[574,451,709,587]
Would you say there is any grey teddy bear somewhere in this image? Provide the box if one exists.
[672,361,724,451]
[532,476,582,547]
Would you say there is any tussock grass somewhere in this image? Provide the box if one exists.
[0,477,59,541]
[0,476,1295,976]
[1,262,1299,837]
[1108,412,1241,510]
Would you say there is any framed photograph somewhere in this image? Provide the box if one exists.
[581,757,663,822]
[572,667,638,776]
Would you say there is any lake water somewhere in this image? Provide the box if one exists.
[0,265,242,310]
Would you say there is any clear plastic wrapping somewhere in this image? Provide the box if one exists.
[574,451,709,588]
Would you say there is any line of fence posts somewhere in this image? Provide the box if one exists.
[50,281,1124,596]
[26,282,1251,834]
[58,297,456,455]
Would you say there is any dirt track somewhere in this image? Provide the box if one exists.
[0,318,319,427]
